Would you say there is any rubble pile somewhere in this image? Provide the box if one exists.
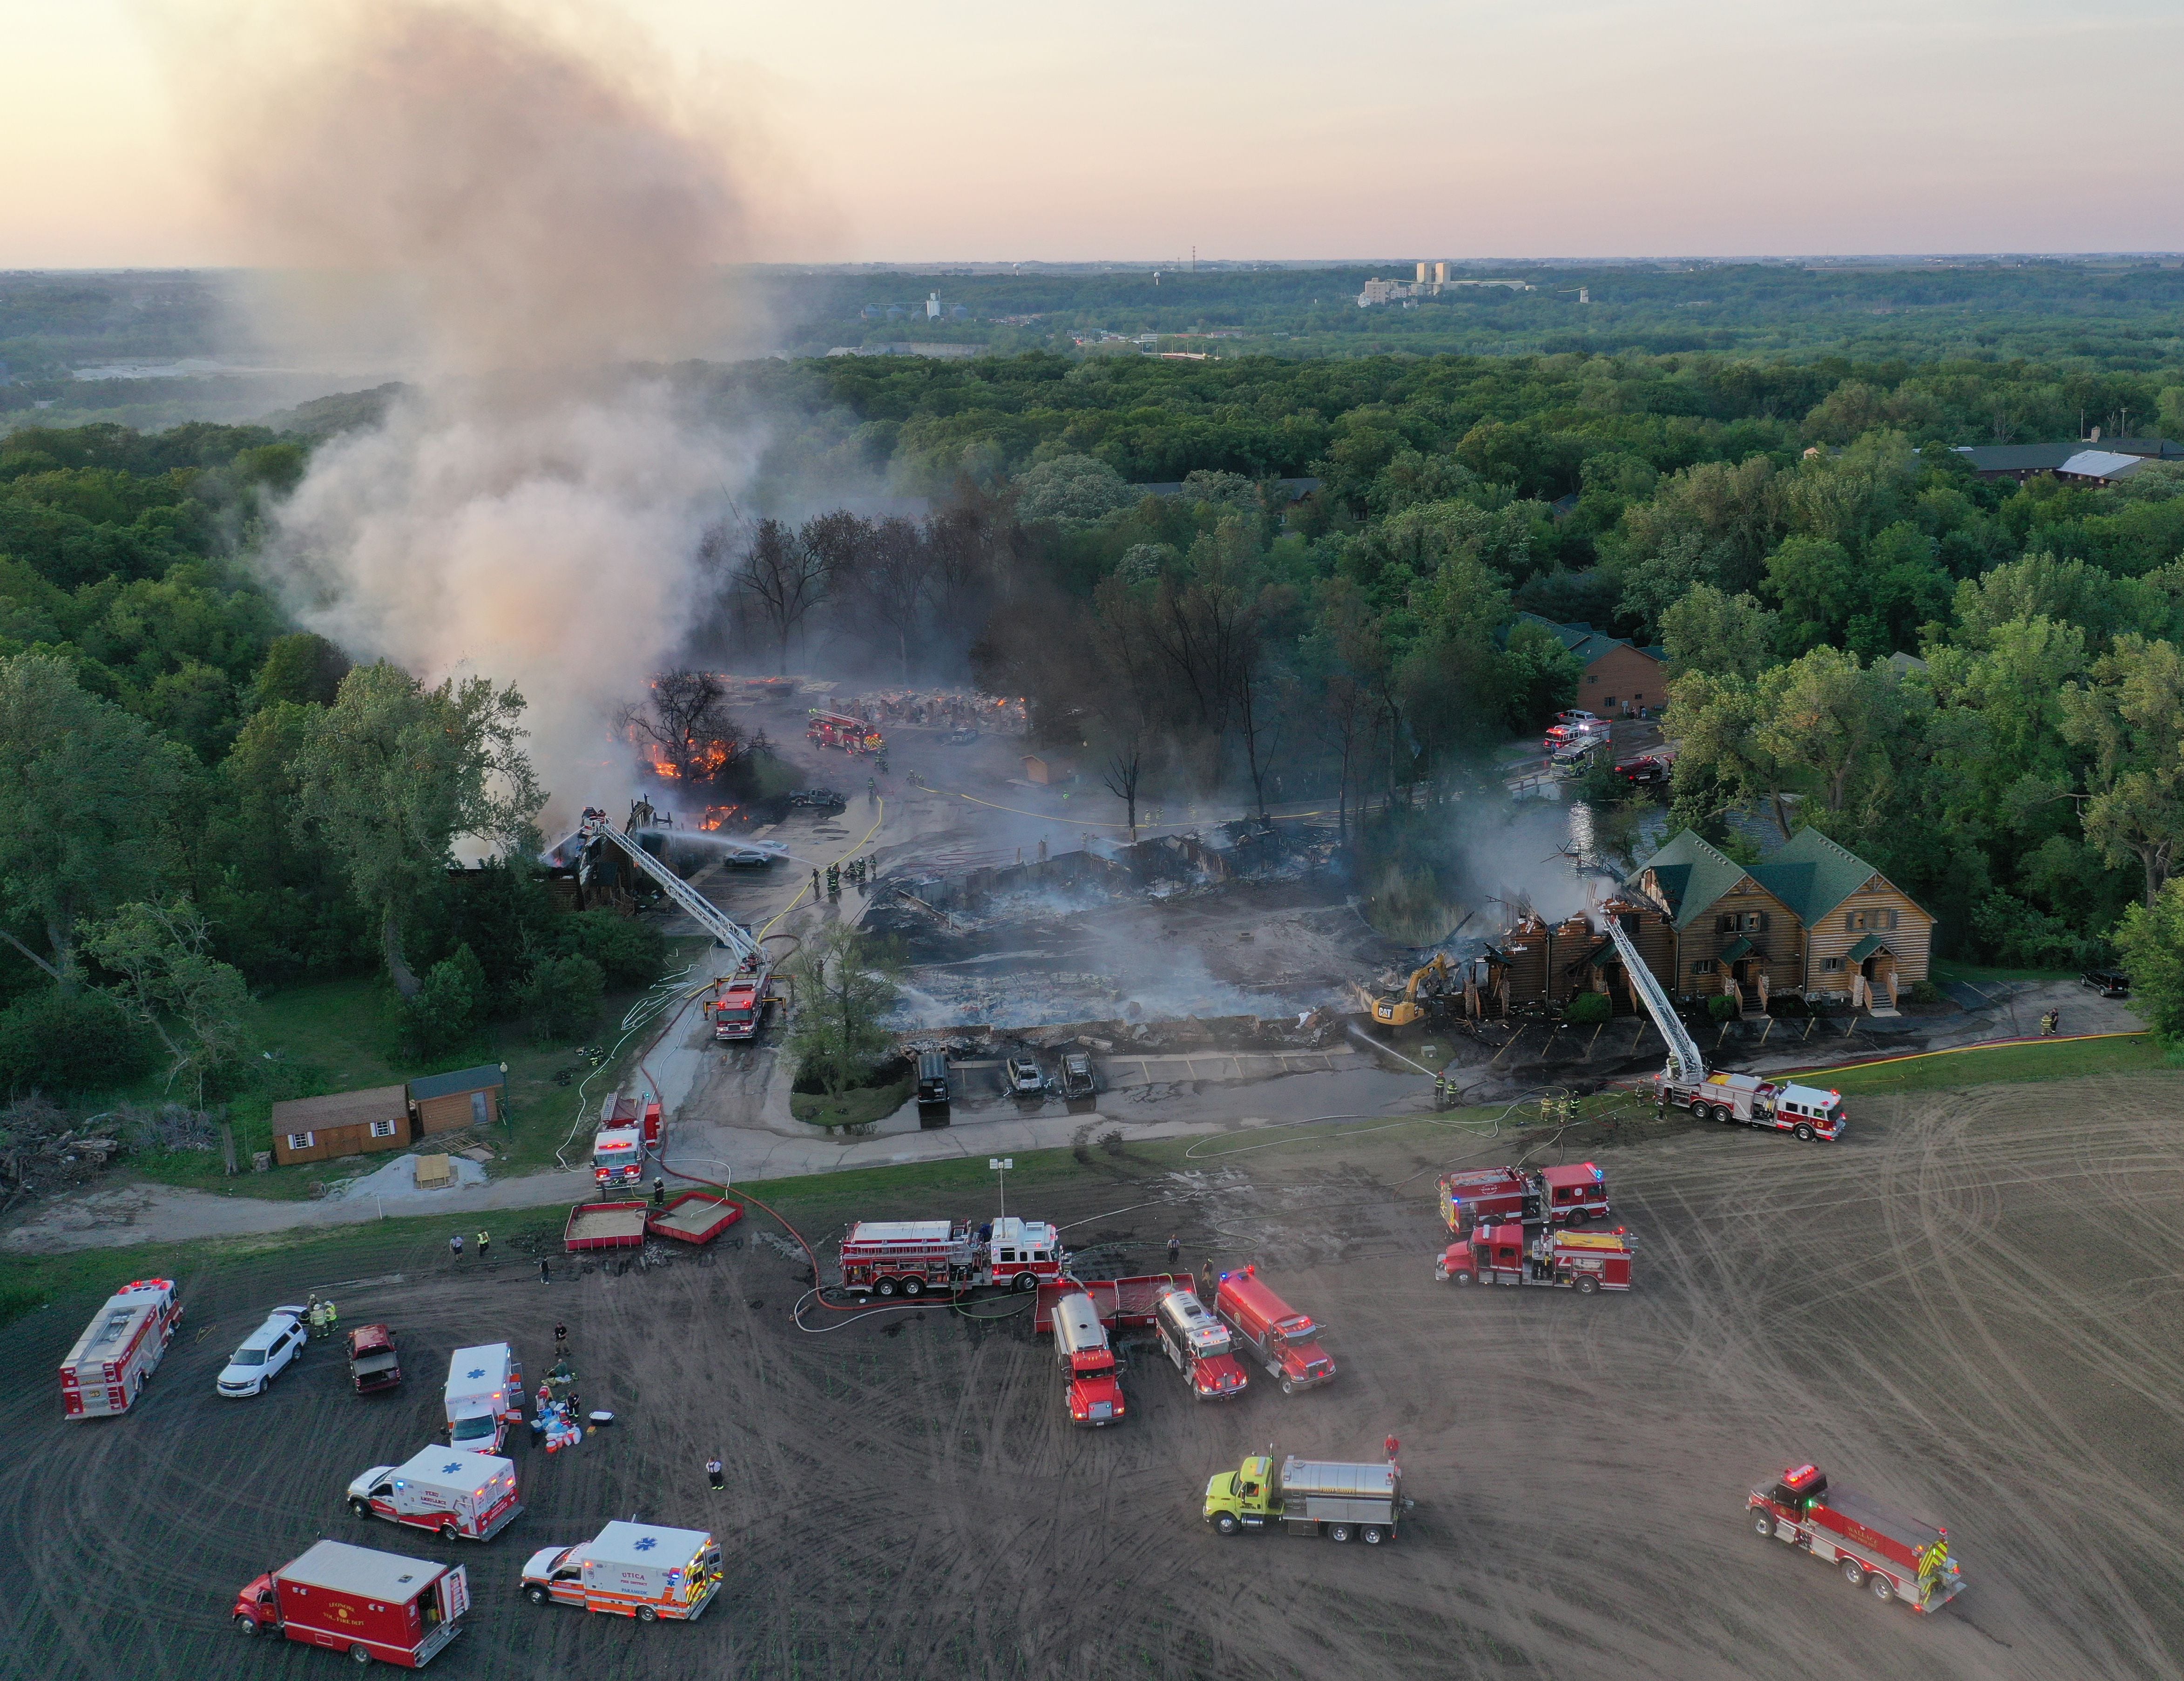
[0,1094,130,1201]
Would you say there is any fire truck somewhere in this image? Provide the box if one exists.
[1666,1070,1846,1142]
[232,1540,469,1667]
[838,1214,1067,1297]
[591,1093,662,1190]
[1436,1223,1633,1293]
[1153,1286,1248,1400]
[706,962,771,1042]
[1437,1162,1612,1231]
[1597,913,1847,1145]
[808,711,881,753]
[1215,1267,1335,1394]
[1750,1462,1966,1613]
[59,1277,181,1418]
[1051,1290,1126,1425]
[1204,1452,1404,1544]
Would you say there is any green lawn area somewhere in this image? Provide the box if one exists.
[108,942,714,1202]
[1814,1033,2170,1097]
[791,1077,913,1131]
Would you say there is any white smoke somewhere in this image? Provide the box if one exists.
[171,0,785,817]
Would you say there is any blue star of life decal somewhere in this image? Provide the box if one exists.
[634,1536,657,1552]
[441,1463,462,1474]
[467,1368,486,1379]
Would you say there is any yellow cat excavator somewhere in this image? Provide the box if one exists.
[1363,954,1458,1031]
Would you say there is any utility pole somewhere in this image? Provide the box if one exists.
[990,1156,1013,1220]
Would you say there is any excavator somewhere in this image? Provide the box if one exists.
[1362,954,1459,1031]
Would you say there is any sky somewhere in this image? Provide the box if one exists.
[5,0,2182,268]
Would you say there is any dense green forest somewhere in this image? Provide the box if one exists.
[9,337,2184,1103]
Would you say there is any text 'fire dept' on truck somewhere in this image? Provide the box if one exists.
[838,1215,1065,1297]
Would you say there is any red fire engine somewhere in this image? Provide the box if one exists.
[591,1094,662,1190]
[1215,1267,1335,1395]
[1153,1285,1248,1400]
[59,1277,181,1418]
[1435,1224,1633,1293]
[808,711,882,753]
[1750,1463,1965,1613]
[1437,1161,1611,1231]
[706,951,771,1042]
[838,1214,1065,1297]
[1051,1290,1126,1425]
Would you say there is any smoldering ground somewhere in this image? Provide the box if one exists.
[163,0,794,807]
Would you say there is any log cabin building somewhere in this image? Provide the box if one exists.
[1486,827,1935,1013]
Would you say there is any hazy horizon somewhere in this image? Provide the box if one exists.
[8,0,2183,271]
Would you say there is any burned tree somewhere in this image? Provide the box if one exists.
[854,517,938,683]
[622,671,744,782]
[737,519,836,674]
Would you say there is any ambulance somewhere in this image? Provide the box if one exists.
[520,1521,723,1621]
[347,1446,522,1541]
[443,1343,524,1452]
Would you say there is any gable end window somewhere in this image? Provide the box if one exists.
[287,1131,313,1152]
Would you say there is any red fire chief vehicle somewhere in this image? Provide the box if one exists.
[1750,1462,1965,1614]
[1215,1266,1335,1395]
[232,1539,470,1667]
[1153,1285,1247,1400]
[1436,1223,1633,1294]
[1051,1290,1126,1426]
[838,1214,1066,1298]
[1437,1162,1611,1232]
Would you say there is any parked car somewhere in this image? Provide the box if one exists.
[1554,709,1598,726]
[1616,753,1673,786]
[217,1306,309,1397]
[1006,1056,1048,1098]
[787,788,845,811]
[717,845,775,868]
[1058,1052,1097,1100]
[2082,969,2130,997]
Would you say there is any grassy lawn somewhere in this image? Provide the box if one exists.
[791,1077,913,1131]
[104,942,713,1202]
[1814,1033,2170,1097]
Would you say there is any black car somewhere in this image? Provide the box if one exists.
[788,788,846,812]
[2082,969,2130,998]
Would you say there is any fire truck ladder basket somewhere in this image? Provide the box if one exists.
[1603,915,1706,1085]
[582,818,761,966]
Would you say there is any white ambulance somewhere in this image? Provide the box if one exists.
[443,1343,524,1452]
[520,1521,723,1622]
[347,1446,523,1541]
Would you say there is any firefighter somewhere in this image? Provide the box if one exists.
[306,1294,323,1337]
[539,1256,551,1283]
[322,1298,338,1338]
[811,869,821,901]
[1167,1233,1181,1266]
[826,863,840,896]
[477,1228,491,1260]
[651,1176,668,1210]
[706,1457,725,1492]
[1384,1435,1400,1463]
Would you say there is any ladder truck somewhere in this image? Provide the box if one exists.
[572,812,768,1179]
[1603,916,1846,1144]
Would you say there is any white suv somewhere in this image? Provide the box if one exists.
[216,1306,308,1397]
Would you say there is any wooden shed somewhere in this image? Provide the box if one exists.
[270,1086,411,1166]
[407,1064,507,1136]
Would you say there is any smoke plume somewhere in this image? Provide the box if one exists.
[179,0,776,814]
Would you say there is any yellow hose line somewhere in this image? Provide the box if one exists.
[1796,1029,2147,1078]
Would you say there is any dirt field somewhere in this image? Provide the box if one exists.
[5,1073,2183,1681]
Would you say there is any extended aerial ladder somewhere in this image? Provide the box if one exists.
[1603,914,1705,1084]
[576,810,763,968]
